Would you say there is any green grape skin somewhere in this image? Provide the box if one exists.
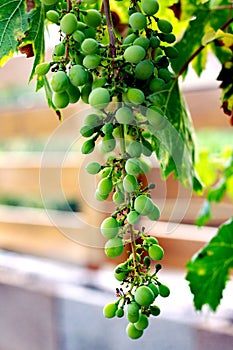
[85,161,101,175]
[124,45,146,64]
[134,285,155,306]
[146,106,167,129]
[149,77,165,92]
[150,36,160,48]
[125,158,141,176]
[66,83,80,103]
[113,191,125,205]
[144,236,159,246]
[88,87,110,109]
[159,284,170,297]
[83,0,96,4]
[134,195,154,216]
[127,302,140,316]
[95,190,109,201]
[98,177,113,196]
[92,77,107,89]
[81,139,95,154]
[127,312,139,323]
[141,0,159,16]
[148,204,161,221]
[72,30,85,43]
[116,308,124,318]
[127,141,142,158]
[127,88,145,105]
[41,0,57,5]
[101,217,119,239]
[83,54,101,69]
[53,43,65,57]
[135,60,154,80]
[51,71,69,92]
[127,210,140,225]
[60,13,78,35]
[158,68,171,83]
[157,19,173,34]
[123,33,138,45]
[35,62,50,76]
[46,10,59,23]
[103,303,117,318]
[123,174,138,193]
[149,244,164,261]
[99,167,111,179]
[135,313,149,331]
[126,323,143,340]
[164,46,179,58]
[52,91,69,109]
[104,237,124,258]
[84,113,100,127]
[129,12,147,31]
[154,55,169,69]
[83,9,102,28]
[133,36,150,50]
[150,305,160,316]
[69,65,88,87]
[102,123,113,135]
[148,283,159,298]
[101,135,116,153]
[143,255,151,268]
[115,106,134,124]
[141,139,153,156]
[83,27,96,39]
[80,125,94,137]
[159,32,176,43]
[81,83,92,103]
[81,38,99,55]
[114,263,128,281]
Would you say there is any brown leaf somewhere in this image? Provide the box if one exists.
[26,0,35,12]
[18,43,34,58]
[168,1,181,20]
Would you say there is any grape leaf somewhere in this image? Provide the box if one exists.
[0,0,29,66]
[186,217,233,311]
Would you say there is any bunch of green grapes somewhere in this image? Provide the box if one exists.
[37,0,178,340]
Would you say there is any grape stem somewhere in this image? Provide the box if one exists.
[102,0,117,58]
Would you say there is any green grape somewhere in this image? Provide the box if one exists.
[114,263,128,281]
[46,10,59,23]
[115,106,134,124]
[83,0,96,4]
[133,36,150,50]
[124,45,146,64]
[148,244,164,260]
[143,256,151,268]
[81,83,92,103]
[134,195,154,216]
[125,158,141,176]
[127,312,139,323]
[129,12,147,31]
[123,174,138,193]
[150,36,160,48]
[102,123,113,135]
[99,167,111,178]
[101,135,116,153]
[150,305,160,316]
[158,68,171,83]
[126,323,143,340]
[41,0,57,5]
[127,88,145,105]
[104,237,124,258]
[148,283,159,298]
[127,302,140,315]
[138,158,151,174]
[81,139,95,154]
[148,204,160,221]
[52,91,69,108]
[80,125,94,137]
[84,113,100,127]
[135,313,149,331]
[76,21,86,30]
[60,13,78,35]
[83,26,96,38]
[141,139,153,156]
[88,87,110,109]
[66,83,80,103]
[154,55,169,68]
[72,30,85,43]
[101,217,119,239]
[51,71,69,92]
[159,32,176,43]
[135,60,154,80]
[158,284,170,297]
[92,77,107,89]
[98,177,113,195]
[146,106,167,129]
[83,54,101,69]
[81,38,99,55]
[142,0,159,16]
[127,141,142,158]
[85,161,101,174]
[95,190,109,201]
[123,33,138,45]
[116,308,124,318]
[127,210,140,225]
[164,46,179,58]
[53,43,65,57]
[144,236,159,246]
[83,9,102,28]
[35,62,50,76]
[103,303,117,318]
[69,65,88,87]
[149,77,165,92]
[134,285,155,306]
[113,191,125,204]
[157,19,173,34]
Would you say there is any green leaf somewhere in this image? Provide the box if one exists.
[186,217,233,311]
[207,178,226,202]
[196,200,211,227]
[0,0,29,66]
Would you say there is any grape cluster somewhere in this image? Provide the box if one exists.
[37,0,177,340]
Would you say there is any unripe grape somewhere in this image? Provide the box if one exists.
[113,191,125,204]
[83,54,101,69]
[83,27,96,39]
[83,9,102,28]
[41,0,57,5]
[81,83,92,103]
[98,177,113,195]
[66,83,80,104]
[60,13,78,35]
[142,0,159,16]
[144,236,159,246]
[35,62,50,76]
[148,244,164,260]
[139,159,151,174]
[146,106,167,130]
[69,65,88,87]
[51,71,69,92]
[95,190,109,201]
[154,55,169,68]
[53,43,66,57]
[158,68,171,83]
[103,303,117,318]
[72,30,85,43]
[149,77,165,92]
[101,217,119,239]
[102,123,113,135]
[159,32,176,43]
[104,237,124,258]
[159,284,170,297]
[46,10,59,23]
[141,139,153,156]
[164,46,179,58]
[83,0,96,3]
[127,210,140,225]
[126,323,143,339]
[129,12,147,31]
[133,36,150,50]
[125,158,141,176]
[135,313,149,330]
[127,302,140,315]
[123,33,138,45]
[114,263,128,281]
[101,135,116,153]
[85,161,101,174]
[134,195,154,216]
[134,286,155,306]
[148,283,159,298]
[150,36,160,48]
[115,106,134,124]
[127,141,142,158]
[84,113,100,127]
[148,204,160,221]
[116,308,124,318]
[80,125,95,137]
[123,174,138,193]
[124,45,146,64]
[99,167,111,178]
[81,139,95,154]
[81,38,99,55]
[127,312,139,323]
[150,305,160,316]
[92,77,107,89]
[127,88,145,105]
[157,19,173,34]
[88,87,110,109]
[52,91,69,108]
[135,60,154,80]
